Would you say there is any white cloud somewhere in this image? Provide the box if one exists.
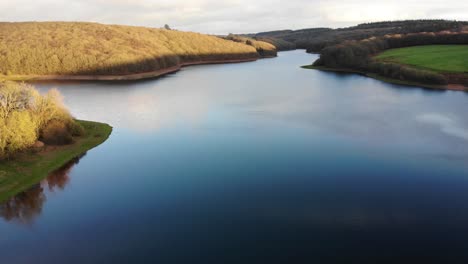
[1,0,468,34]
[417,113,468,142]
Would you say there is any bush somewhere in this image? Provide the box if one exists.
[40,120,73,145]
[0,82,77,159]
[68,121,85,137]
[0,111,37,159]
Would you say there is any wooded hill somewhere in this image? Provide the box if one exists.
[0,22,273,77]
[247,20,468,52]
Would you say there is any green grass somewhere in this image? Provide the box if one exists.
[375,45,468,73]
[0,120,112,203]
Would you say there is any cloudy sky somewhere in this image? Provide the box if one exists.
[1,0,468,34]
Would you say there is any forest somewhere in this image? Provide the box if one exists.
[247,20,468,52]
[0,22,273,77]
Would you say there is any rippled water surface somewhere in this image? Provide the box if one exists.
[2,50,468,263]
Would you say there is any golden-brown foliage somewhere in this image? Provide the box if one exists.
[32,88,72,133]
[254,37,296,51]
[40,119,73,145]
[0,22,260,76]
[1,111,37,156]
[224,34,277,57]
[0,82,78,159]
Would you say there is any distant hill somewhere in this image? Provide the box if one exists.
[246,20,468,52]
[0,22,268,79]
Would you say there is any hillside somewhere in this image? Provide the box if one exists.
[0,22,263,79]
[247,20,468,52]
[223,34,277,57]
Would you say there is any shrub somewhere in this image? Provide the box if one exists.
[68,121,85,137]
[0,111,37,159]
[32,88,72,132]
[0,82,78,159]
[40,120,73,145]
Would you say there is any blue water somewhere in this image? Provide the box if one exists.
[2,50,468,263]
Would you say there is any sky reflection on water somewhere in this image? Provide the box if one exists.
[2,51,468,263]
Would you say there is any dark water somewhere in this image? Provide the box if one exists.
[2,50,468,263]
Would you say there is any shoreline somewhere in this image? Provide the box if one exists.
[0,120,112,203]
[302,65,468,92]
[1,58,259,82]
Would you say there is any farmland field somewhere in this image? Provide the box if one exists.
[375,45,468,73]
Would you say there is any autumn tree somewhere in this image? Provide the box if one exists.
[0,82,80,159]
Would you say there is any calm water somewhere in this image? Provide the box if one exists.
[2,50,468,263]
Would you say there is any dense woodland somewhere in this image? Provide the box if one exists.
[0,22,264,76]
[247,20,468,52]
[0,82,83,159]
[313,31,468,85]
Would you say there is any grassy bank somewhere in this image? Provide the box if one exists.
[302,65,468,91]
[0,120,112,203]
[375,45,468,73]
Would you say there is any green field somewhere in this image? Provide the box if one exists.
[375,45,468,73]
[0,120,112,203]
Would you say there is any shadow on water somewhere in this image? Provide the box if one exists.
[317,69,455,94]
[23,52,260,88]
[0,154,85,225]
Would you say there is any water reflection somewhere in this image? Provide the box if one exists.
[5,51,468,262]
[0,184,45,225]
[0,155,83,224]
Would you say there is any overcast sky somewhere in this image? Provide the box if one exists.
[1,0,468,34]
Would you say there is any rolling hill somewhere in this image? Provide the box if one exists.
[246,20,468,52]
[0,22,275,80]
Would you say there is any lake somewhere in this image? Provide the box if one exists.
[2,50,468,263]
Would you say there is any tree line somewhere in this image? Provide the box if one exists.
[313,32,468,85]
[247,20,468,52]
